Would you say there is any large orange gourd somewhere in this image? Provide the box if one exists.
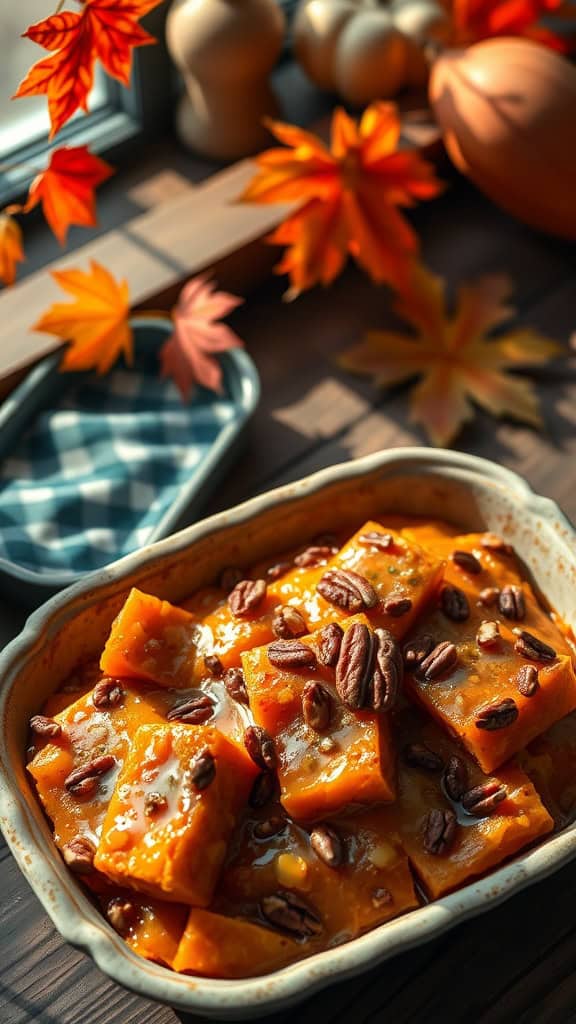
[429,39,576,239]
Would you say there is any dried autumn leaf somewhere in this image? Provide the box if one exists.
[34,260,132,374]
[338,263,562,446]
[239,103,443,298]
[18,145,114,245]
[448,0,575,50]
[0,214,25,286]
[14,0,162,138]
[160,276,244,401]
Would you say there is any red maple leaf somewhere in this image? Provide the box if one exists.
[14,0,163,139]
[19,145,113,245]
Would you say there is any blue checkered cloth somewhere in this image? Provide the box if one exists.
[0,343,236,578]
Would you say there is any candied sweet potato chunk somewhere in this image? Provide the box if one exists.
[173,909,301,978]
[242,614,396,819]
[94,724,257,904]
[101,588,202,688]
[89,876,188,968]
[519,710,576,825]
[385,711,553,899]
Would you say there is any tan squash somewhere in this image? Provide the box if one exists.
[429,38,576,239]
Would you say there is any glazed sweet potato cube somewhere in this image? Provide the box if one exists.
[100,588,202,688]
[385,710,553,899]
[89,876,188,968]
[241,614,396,820]
[519,710,576,825]
[173,909,302,978]
[94,724,258,904]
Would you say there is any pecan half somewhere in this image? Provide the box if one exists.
[294,546,337,568]
[62,835,96,874]
[462,781,507,817]
[167,693,215,725]
[317,622,343,668]
[249,771,276,808]
[310,825,344,868]
[317,568,378,613]
[260,892,322,938]
[517,664,540,697]
[383,596,412,617]
[358,531,394,552]
[267,560,293,581]
[481,533,513,555]
[244,726,277,772]
[475,697,519,731]
[403,634,435,670]
[228,578,267,618]
[144,792,168,817]
[498,585,525,621]
[371,887,393,909]
[29,714,61,739]
[417,641,458,682]
[423,808,457,855]
[253,817,286,840]
[443,755,468,802]
[513,628,556,662]
[219,566,243,593]
[189,749,216,791]
[302,681,332,732]
[476,620,500,649]
[268,638,316,669]
[64,754,116,797]
[478,587,500,607]
[204,654,224,678]
[451,550,482,575]
[92,678,124,710]
[335,622,401,712]
[272,605,307,639]
[403,743,443,772]
[440,585,470,622]
[224,666,249,705]
[106,897,139,936]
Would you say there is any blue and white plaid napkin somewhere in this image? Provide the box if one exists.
[0,346,236,578]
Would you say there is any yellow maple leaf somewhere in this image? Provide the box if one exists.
[0,214,25,286]
[34,260,133,374]
[338,263,562,446]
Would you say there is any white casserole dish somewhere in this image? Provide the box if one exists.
[0,447,575,1018]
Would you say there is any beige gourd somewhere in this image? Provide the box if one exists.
[166,0,285,160]
[294,0,451,104]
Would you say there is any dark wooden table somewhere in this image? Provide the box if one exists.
[1,132,576,1024]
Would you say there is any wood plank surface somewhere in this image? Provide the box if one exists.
[1,139,576,1024]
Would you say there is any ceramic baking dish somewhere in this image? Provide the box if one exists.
[0,447,575,1018]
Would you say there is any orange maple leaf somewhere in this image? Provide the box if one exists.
[14,0,162,139]
[17,145,114,245]
[34,260,132,374]
[0,215,25,287]
[448,0,575,49]
[160,276,244,401]
[338,263,561,446]
[239,103,443,298]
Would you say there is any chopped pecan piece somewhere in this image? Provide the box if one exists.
[358,531,394,552]
[403,743,443,772]
[224,666,249,705]
[253,817,286,840]
[317,568,378,613]
[189,749,216,792]
[268,638,316,669]
[383,596,412,617]
[29,714,62,739]
[335,622,401,712]
[144,792,168,817]
[478,587,500,607]
[423,808,457,855]
[249,771,276,808]
[513,628,556,662]
[476,620,500,649]
[481,533,513,555]
[166,693,214,725]
[294,546,337,568]
[62,835,96,875]
[302,681,332,732]
[310,825,344,868]
[417,641,458,682]
[517,664,540,697]
[106,897,139,936]
[498,585,525,621]
[272,605,307,639]
[440,585,470,622]
[64,754,116,797]
[403,634,435,670]
[475,697,519,731]
[443,755,468,802]
[260,892,322,938]
[462,781,507,817]
[451,550,482,575]
[204,654,224,678]
[244,726,277,772]
[228,578,267,618]
[219,566,243,593]
[92,678,124,710]
[317,622,343,667]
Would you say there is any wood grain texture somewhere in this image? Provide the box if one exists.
[1,136,576,1024]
